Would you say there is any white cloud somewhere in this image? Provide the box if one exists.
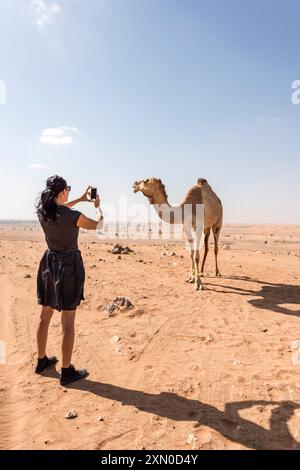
[39,126,79,145]
[29,163,48,169]
[27,0,62,31]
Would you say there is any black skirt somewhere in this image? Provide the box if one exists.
[37,248,85,312]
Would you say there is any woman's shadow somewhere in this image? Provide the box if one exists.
[44,367,299,450]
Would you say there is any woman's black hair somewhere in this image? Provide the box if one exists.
[36,175,68,222]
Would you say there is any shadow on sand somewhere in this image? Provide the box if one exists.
[205,275,300,317]
[43,367,300,450]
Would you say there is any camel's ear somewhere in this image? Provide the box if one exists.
[158,179,162,184]
[197,178,207,185]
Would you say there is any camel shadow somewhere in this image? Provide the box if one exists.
[205,276,300,317]
[66,378,300,450]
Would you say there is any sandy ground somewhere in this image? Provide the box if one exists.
[0,223,300,450]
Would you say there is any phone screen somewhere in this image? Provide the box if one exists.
[90,188,97,200]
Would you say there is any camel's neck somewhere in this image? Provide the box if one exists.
[148,192,183,225]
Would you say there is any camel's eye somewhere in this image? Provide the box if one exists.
[144,179,149,183]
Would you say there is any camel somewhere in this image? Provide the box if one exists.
[133,177,223,290]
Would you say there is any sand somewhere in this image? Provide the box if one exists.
[0,223,300,450]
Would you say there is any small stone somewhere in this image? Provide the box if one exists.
[233,359,241,365]
[98,416,105,422]
[198,429,212,447]
[292,350,300,365]
[117,255,122,260]
[292,340,300,351]
[65,410,78,419]
[24,274,31,279]
[113,297,134,309]
[186,433,198,445]
[112,244,122,254]
[223,245,231,250]
[262,328,268,333]
[107,304,118,315]
[236,425,246,432]
[111,244,134,255]
[110,335,121,344]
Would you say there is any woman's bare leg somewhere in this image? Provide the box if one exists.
[61,310,76,368]
[37,306,54,359]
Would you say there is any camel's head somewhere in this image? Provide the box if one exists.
[133,177,163,198]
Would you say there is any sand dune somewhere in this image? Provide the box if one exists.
[0,224,300,450]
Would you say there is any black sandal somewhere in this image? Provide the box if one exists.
[35,355,58,374]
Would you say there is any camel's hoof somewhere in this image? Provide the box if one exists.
[186,276,195,283]
[216,272,222,277]
[195,284,204,291]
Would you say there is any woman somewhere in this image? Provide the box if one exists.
[35,175,103,386]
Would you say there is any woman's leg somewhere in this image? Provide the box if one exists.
[60,309,87,386]
[61,310,76,368]
[37,306,54,359]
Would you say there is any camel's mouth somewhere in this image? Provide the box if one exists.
[133,181,142,193]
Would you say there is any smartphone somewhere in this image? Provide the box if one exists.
[90,187,97,200]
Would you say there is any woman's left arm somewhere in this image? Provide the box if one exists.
[64,197,83,208]
[64,185,92,208]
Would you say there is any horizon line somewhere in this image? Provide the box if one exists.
[1,219,300,227]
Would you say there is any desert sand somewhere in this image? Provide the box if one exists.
[0,223,300,450]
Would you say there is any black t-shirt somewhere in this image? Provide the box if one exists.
[38,205,82,252]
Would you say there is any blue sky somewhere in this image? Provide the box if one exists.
[0,0,300,223]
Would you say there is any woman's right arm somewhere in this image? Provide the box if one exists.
[76,195,103,231]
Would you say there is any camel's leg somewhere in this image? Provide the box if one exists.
[194,233,203,291]
[189,249,196,283]
[200,228,211,275]
[213,225,222,277]
[187,244,196,283]
[184,227,196,283]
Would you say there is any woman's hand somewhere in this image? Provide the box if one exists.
[94,194,100,208]
[80,185,92,202]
